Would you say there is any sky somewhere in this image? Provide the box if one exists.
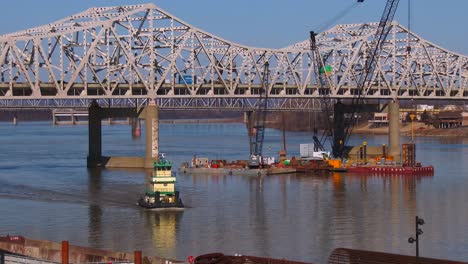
[1,0,467,55]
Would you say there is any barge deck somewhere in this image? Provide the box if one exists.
[179,167,296,176]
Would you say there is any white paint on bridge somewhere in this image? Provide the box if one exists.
[0,3,467,109]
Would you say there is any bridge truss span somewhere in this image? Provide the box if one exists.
[0,3,467,108]
[0,97,324,111]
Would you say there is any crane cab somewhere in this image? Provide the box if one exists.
[248,155,262,168]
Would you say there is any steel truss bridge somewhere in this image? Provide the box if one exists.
[1,3,468,110]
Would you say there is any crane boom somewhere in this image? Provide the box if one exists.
[309,0,367,158]
[249,62,270,168]
[310,31,334,152]
[357,0,400,91]
[334,0,401,158]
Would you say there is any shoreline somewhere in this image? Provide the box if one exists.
[353,122,468,137]
[2,117,467,137]
[159,117,242,124]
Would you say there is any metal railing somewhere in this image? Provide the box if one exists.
[2,253,59,264]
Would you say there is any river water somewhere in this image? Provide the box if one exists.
[0,122,467,263]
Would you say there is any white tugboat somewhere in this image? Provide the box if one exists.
[138,153,184,209]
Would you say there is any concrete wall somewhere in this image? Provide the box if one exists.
[0,236,181,264]
[104,156,145,168]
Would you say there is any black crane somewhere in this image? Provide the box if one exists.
[312,0,401,158]
[338,0,401,158]
[309,31,334,153]
[248,61,270,168]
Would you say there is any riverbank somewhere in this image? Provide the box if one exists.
[353,121,468,137]
[160,117,242,124]
[0,109,244,122]
[2,109,467,137]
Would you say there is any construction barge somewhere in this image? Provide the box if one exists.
[333,142,435,176]
[180,141,434,177]
[179,158,299,176]
[344,164,434,175]
[179,159,433,176]
[179,166,296,176]
[179,155,334,176]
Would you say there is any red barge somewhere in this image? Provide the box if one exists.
[329,142,434,176]
[345,165,434,175]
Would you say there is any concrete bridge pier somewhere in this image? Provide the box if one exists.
[131,117,141,138]
[388,101,401,163]
[86,100,159,169]
[244,111,254,155]
[145,100,159,168]
[87,101,103,167]
[333,102,346,158]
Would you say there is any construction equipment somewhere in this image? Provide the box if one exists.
[339,0,401,158]
[309,30,334,153]
[313,0,400,158]
[310,0,366,156]
[248,62,270,168]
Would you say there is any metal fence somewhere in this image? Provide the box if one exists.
[1,253,59,264]
[0,251,137,264]
[328,248,468,264]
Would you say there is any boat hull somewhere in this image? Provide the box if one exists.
[137,198,184,209]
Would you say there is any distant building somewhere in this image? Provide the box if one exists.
[463,112,468,127]
[437,110,464,128]
[368,113,388,127]
[441,105,460,111]
[416,104,434,111]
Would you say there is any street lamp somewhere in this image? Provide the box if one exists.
[408,216,425,258]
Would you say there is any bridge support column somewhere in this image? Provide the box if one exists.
[87,101,102,168]
[333,102,345,158]
[131,117,141,138]
[244,111,254,155]
[388,101,401,163]
[144,100,159,169]
[52,110,56,125]
[12,113,17,126]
